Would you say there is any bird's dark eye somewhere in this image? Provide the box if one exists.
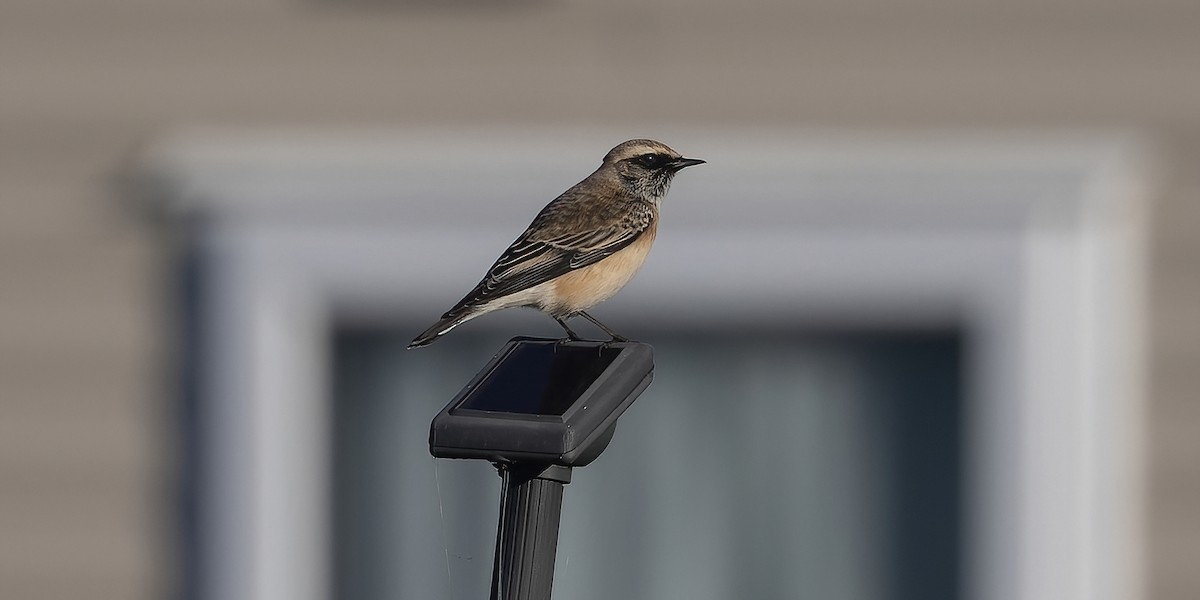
[635,153,665,168]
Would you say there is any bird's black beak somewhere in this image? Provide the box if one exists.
[668,157,706,170]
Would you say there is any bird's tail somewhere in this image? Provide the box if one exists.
[407,306,480,349]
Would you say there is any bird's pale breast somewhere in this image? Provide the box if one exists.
[550,220,658,315]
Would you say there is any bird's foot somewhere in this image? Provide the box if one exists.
[578,311,629,344]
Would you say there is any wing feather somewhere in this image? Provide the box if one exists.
[437,181,655,319]
[479,223,648,301]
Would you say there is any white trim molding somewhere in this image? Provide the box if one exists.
[148,129,1149,600]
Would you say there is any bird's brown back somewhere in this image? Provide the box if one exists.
[440,170,657,317]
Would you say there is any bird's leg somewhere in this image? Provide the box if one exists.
[578,311,629,343]
[553,316,583,341]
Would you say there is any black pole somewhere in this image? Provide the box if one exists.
[490,463,572,600]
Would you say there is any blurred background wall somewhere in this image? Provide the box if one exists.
[0,0,1196,599]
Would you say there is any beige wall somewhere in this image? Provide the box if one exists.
[1,1,1196,598]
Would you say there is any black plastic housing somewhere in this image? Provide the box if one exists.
[429,337,654,466]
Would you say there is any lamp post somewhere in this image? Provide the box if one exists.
[429,337,654,600]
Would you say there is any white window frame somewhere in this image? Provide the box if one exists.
[149,129,1148,600]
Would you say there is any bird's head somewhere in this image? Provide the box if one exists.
[602,139,705,203]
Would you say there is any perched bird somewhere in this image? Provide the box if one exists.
[408,139,704,348]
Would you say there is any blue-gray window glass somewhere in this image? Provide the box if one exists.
[332,330,962,600]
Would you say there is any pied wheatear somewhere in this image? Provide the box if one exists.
[408,139,704,349]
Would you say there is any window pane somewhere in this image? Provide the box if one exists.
[332,329,962,600]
